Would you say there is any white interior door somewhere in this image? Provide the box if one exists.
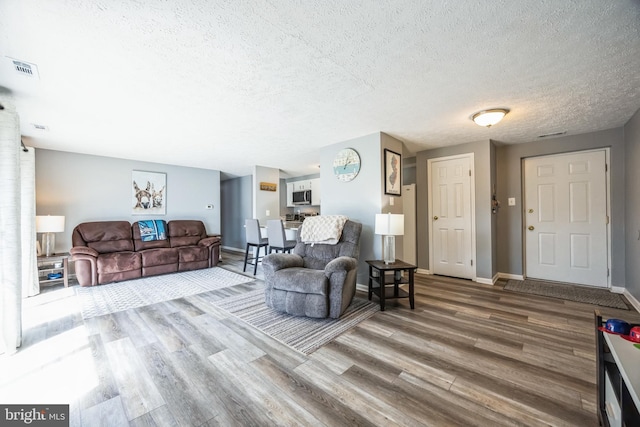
[524,150,609,287]
[428,154,475,279]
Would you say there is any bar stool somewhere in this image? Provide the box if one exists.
[243,219,269,275]
[267,219,297,254]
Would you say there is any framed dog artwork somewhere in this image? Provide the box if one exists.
[132,170,166,215]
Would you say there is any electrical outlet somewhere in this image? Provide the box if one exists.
[266,210,270,216]
[508,198,516,206]
[390,197,394,206]
[205,204,213,210]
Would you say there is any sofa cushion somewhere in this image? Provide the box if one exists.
[132,221,171,251]
[168,220,206,247]
[140,248,179,267]
[97,252,141,274]
[177,246,209,263]
[74,221,134,254]
[272,268,328,295]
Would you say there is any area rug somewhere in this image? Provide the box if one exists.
[504,279,628,310]
[76,268,254,319]
[213,287,380,355]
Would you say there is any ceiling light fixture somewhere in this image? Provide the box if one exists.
[471,109,509,127]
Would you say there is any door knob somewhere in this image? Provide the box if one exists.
[433,216,438,221]
[528,209,534,213]
[528,225,534,231]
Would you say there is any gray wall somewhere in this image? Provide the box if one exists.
[625,108,640,301]
[495,127,626,285]
[416,140,494,280]
[321,133,384,283]
[35,149,221,253]
[220,175,252,250]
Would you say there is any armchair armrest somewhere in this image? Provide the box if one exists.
[324,256,358,277]
[198,236,221,247]
[262,253,303,273]
[70,246,99,259]
[70,246,98,286]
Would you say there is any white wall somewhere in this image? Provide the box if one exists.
[625,108,640,301]
[36,149,221,253]
[253,165,280,223]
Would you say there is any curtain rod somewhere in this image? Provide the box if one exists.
[20,139,28,152]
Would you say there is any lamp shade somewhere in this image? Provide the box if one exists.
[375,213,404,236]
[36,215,65,233]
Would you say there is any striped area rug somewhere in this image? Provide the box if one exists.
[76,268,254,319]
[213,288,380,354]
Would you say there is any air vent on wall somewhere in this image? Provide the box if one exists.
[538,131,566,138]
[31,123,48,131]
[11,58,40,79]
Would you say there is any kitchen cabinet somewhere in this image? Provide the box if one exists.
[311,178,321,205]
[286,183,294,207]
[287,178,321,206]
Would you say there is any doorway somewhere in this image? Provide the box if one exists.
[427,153,475,280]
[523,149,610,287]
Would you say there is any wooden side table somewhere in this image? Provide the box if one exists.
[366,259,416,311]
[37,252,70,288]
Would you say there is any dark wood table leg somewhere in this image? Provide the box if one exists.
[409,268,415,309]
[368,265,373,301]
[380,269,385,311]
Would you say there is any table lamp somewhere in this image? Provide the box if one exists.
[375,213,404,264]
[36,215,65,257]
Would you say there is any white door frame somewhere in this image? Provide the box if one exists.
[427,153,476,280]
[522,148,611,287]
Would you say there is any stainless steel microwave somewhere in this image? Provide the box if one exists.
[292,189,312,205]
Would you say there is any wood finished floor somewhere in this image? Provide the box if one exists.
[2,250,638,426]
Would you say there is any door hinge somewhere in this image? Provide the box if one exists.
[605,163,608,172]
[606,216,610,224]
[469,170,471,176]
[607,268,610,277]
[470,259,473,266]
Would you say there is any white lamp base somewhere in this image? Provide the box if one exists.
[383,235,396,264]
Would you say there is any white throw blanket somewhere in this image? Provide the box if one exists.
[300,215,348,245]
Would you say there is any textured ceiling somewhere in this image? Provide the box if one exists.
[1,0,639,178]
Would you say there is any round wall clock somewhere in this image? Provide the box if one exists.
[333,148,361,182]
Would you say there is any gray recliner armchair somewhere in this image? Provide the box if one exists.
[262,219,362,319]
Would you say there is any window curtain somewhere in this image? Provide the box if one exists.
[0,100,35,355]
[21,146,39,298]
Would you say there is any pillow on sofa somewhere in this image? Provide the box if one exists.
[132,220,171,251]
[138,220,167,242]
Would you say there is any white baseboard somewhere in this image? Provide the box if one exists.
[497,272,525,281]
[356,283,368,293]
[476,274,499,285]
[417,268,431,275]
[221,246,245,253]
[623,289,640,313]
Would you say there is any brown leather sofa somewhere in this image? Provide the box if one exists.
[70,220,221,287]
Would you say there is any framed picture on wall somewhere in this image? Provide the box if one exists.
[384,149,402,196]
[132,170,166,215]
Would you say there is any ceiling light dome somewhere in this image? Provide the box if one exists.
[472,109,509,127]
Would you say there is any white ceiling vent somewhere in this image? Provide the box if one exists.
[11,59,40,79]
[538,131,567,138]
[31,123,49,131]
